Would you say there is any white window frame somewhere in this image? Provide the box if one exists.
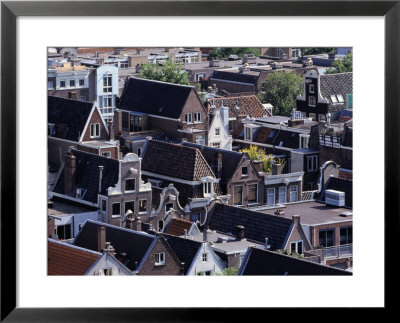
[215,128,220,136]
[244,127,252,141]
[248,183,258,205]
[267,188,275,206]
[309,84,315,93]
[139,199,147,214]
[69,79,75,88]
[125,178,136,192]
[111,202,121,218]
[290,240,304,254]
[79,79,85,86]
[155,252,166,266]
[103,74,113,93]
[299,134,310,149]
[101,151,111,158]
[194,112,202,123]
[306,155,318,172]
[289,185,298,203]
[196,73,206,81]
[203,181,212,196]
[278,186,287,204]
[59,80,66,88]
[124,200,135,214]
[202,252,208,263]
[185,113,192,123]
[308,96,316,107]
[90,123,100,138]
[233,185,244,206]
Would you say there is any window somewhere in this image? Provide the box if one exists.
[309,113,316,121]
[125,178,136,192]
[101,199,107,212]
[103,74,112,93]
[202,253,208,262]
[337,94,345,103]
[340,227,352,245]
[267,188,275,206]
[306,155,318,172]
[139,200,147,213]
[90,123,100,138]
[308,96,316,106]
[158,220,164,232]
[196,136,205,145]
[245,127,252,141]
[185,113,192,123]
[204,182,212,196]
[112,203,121,217]
[242,166,248,176]
[79,79,85,86]
[165,203,173,212]
[330,95,338,103]
[155,252,165,266]
[211,142,220,148]
[60,80,66,88]
[248,184,258,204]
[120,61,128,68]
[48,123,56,136]
[78,96,86,102]
[103,95,113,108]
[233,186,243,205]
[101,151,111,158]
[215,128,220,136]
[56,224,72,240]
[309,84,314,93]
[196,73,206,81]
[102,268,112,276]
[278,187,287,204]
[69,80,75,87]
[319,114,326,122]
[289,186,298,202]
[299,135,309,149]
[290,241,303,254]
[48,81,53,90]
[319,229,335,247]
[125,201,135,214]
[129,115,143,132]
[194,112,201,122]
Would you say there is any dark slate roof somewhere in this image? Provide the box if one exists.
[323,177,352,208]
[118,77,194,119]
[320,72,353,101]
[163,234,202,274]
[213,95,269,118]
[142,140,216,181]
[53,149,119,203]
[73,220,156,271]
[255,127,300,148]
[48,96,93,142]
[207,203,293,250]
[182,142,243,184]
[211,70,259,85]
[239,247,351,275]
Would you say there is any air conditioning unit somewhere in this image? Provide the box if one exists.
[325,189,345,207]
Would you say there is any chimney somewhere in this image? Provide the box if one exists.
[103,242,116,256]
[202,226,209,242]
[252,160,263,173]
[292,215,301,226]
[272,163,281,175]
[97,225,106,252]
[98,166,104,193]
[133,216,142,232]
[68,91,78,100]
[235,225,245,241]
[63,151,76,195]
[125,216,134,230]
[265,238,271,250]
[109,119,114,141]
[114,110,122,137]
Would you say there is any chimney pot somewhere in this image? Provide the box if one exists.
[272,163,281,175]
[235,225,245,241]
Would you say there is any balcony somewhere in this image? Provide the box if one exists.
[305,244,352,264]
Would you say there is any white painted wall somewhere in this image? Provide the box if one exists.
[187,243,225,276]
[208,106,232,151]
[85,253,133,276]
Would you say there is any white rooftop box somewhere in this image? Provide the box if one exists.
[325,189,345,207]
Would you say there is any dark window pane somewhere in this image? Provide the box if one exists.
[112,203,120,216]
[125,201,135,214]
[125,179,135,191]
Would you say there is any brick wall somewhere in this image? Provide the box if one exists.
[81,108,109,142]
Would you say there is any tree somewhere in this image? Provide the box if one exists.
[239,145,286,174]
[137,58,190,85]
[208,47,260,60]
[302,48,336,56]
[325,51,352,74]
[261,71,303,117]
[214,267,239,276]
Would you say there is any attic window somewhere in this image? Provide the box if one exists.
[330,95,338,103]
[336,94,345,103]
[90,123,100,138]
[155,252,165,266]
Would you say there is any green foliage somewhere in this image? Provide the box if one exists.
[275,249,305,259]
[261,71,304,117]
[239,145,285,174]
[208,47,260,60]
[137,58,190,85]
[325,51,353,74]
[302,48,336,56]
[214,267,239,276]
[195,83,207,103]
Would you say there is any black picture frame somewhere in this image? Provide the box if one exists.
[1,0,397,321]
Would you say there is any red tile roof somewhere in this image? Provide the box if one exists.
[48,239,101,275]
[166,218,193,236]
[213,95,270,118]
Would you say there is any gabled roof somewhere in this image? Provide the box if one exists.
[213,95,269,118]
[320,72,352,101]
[238,247,351,275]
[48,96,95,142]
[118,77,194,119]
[48,238,101,275]
[142,140,216,181]
[73,220,156,271]
[165,218,193,236]
[207,203,293,250]
[182,142,243,183]
[163,234,202,274]
[53,149,119,203]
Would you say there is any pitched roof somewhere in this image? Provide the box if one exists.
[163,234,202,274]
[239,247,351,275]
[118,77,194,119]
[207,203,293,250]
[254,127,300,148]
[213,95,269,118]
[48,239,101,275]
[48,96,94,142]
[211,70,259,85]
[73,220,156,271]
[53,149,119,203]
[182,142,243,183]
[165,218,193,236]
[319,72,353,102]
[141,140,216,181]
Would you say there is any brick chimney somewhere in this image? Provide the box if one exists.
[253,160,263,173]
[203,226,209,242]
[133,216,142,232]
[292,215,301,227]
[64,151,76,195]
[272,163,281,175]
[235,225,245,241]
[68,91,78,100]
[114,110,122,137]
[97,225,106,252]
[103,241,116,256]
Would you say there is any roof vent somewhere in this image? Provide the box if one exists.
[325,189,345,207]
[217,236,229,243]
[340,211,352,217]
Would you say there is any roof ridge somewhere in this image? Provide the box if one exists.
[86,219,156,238]
[48,95,94,105]
[48,238,102,256]
[130,76,195,89]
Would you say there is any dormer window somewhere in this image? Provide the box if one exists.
[309,84,314,93]
[103,74,112,93]
[330,95,338,103]
[90,123,100,138]
[245,127,252,141]
[125,178,136,192]
[204,182,212,196]
[299,134,310,149]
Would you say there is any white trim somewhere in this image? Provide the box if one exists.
[99,196,108,213]
[118,108,180,121]
[267,187,275,206]
[154,252,166,266]
[79,102,110,143]
[209,77,256,88]
[278,186,287,204]
[138,199,148,214]
[289,240,304,254]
